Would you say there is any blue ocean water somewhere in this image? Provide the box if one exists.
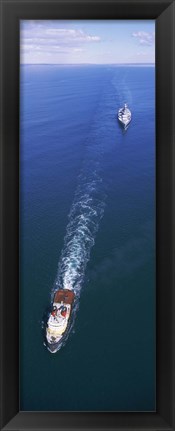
[20,64,155,411]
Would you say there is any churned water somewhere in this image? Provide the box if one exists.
[20,64,155,411]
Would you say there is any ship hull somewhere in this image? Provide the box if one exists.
[118,104,131,128]
[118,117,131,128]
[47,339,62,353]
[46,288,75,353]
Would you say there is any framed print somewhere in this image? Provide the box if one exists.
[19,18,156,412]
[0,0,175,430]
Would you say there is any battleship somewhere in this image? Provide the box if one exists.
[118,103,131,128]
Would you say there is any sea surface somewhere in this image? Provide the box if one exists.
[20,64,155,411]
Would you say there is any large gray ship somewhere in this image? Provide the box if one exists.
[118,103,132,128]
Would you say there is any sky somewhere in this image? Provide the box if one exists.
[20,20,155,65]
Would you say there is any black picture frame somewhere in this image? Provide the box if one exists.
[0,0,175,429]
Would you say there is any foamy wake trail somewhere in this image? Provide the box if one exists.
[51,70,112,306]
[49,81,112,347]
[112,73,132,107]
[54,154,105,299]
[48,146,105,349]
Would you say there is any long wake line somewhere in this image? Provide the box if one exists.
[46,76,116,349]
[55,165,105,295]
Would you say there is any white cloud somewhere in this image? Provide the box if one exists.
[137,51,148,56]
[45,28,100,42]
[132,31,155,46]
[21,23,100,53]
[73,48,84,52]
[20,23,100,63]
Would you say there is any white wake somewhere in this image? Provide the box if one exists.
[54,149,105,297]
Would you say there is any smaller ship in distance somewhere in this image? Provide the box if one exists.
[46,289,75,353]
[118,103,131,128]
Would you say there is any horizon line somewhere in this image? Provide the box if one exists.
[21,62,155,66]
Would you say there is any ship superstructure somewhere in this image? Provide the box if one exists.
[118,103,131,128]
[46,289,75,353]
